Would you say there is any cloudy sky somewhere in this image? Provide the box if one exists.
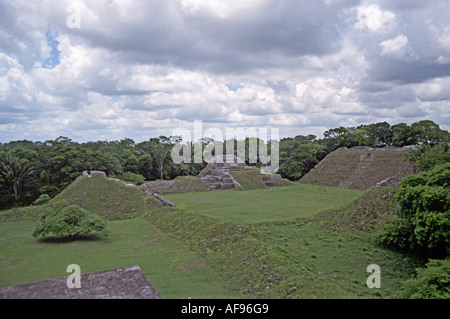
[1,0,450,143]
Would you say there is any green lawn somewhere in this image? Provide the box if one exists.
[0,218,235,299]
[164,184,363,223]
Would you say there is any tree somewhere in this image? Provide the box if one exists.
[150,136,172,180]
[0,153,34,203]
[412,120,449,146]
[364,122,393,147]
[401,259,450,299]
[33,205,108,239]
[278,136,327,180]
[409,143,450,172]
[392,123,416,147]
[379,163,450,258]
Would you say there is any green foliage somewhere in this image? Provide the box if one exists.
[0,152,35,204]
[409,143,450,172]
[278,135,328,180]
[1,120,448,210]
[378,163,450,258]
[402,259,450,299]
[120,172,145,185]
[33,194,51,206]
[33,205,108,239]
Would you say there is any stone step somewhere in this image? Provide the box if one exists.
[262,174,282,181]
[205,183,236,190]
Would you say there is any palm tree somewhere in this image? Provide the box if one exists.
[0,153,35,203]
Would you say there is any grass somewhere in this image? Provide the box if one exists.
[229,168,269,190]
[258,221,421,298]
[164,183,363,223]
[0,172,423,299]
[146,191,421,298]
[0,218,235,298]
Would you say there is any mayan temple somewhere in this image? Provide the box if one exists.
[199,155,252,190]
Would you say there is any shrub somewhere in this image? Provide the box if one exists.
[377,163,450,258]
[33,194,51,206]
[402,259,450,299]
[120,172,145,185]
[33,205,108,239]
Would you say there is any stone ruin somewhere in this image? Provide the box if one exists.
[0,265,162,299]
[337,145,417,152]
[200,155,252,190]
[375,177,401,187]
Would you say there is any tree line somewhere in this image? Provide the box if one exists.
[0,120,449,210]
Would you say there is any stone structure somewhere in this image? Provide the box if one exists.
[0,265,162,299]
[375,177,401,187]
[338,146,417,152]
[144,190,176,207]
[200,155,252,190]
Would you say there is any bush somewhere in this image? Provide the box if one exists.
[377,163,450,258]
[402,259,450,299]
[33,205,108,239]
[120,172,145,185]
[33,194,51,206]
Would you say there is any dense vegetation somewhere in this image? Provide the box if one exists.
[32,204,108,240]
[1,120,448,211]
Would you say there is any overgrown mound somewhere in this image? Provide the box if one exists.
[52,174,162,220]
[316,184,400,232]
[300,147,416,190]
[141,176,207,194]
[145,207,314,298]
[230,168,293,190]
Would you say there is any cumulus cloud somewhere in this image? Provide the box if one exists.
[354,3,396,32]
[0,0,449,143]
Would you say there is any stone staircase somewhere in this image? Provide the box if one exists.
[200,155,252,190]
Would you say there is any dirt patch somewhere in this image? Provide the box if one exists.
[175,262,207,273]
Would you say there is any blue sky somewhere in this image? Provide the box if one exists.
[0,0,449,143]
[41,27,60,69]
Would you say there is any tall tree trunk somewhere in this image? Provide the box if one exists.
[13,181,18,203]
[160,160,163,180]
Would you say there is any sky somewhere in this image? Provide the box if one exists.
[1,0,450,143]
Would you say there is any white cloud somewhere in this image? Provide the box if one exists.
[413,77,450,101]
[438,25,450,49]
[354,4,396,32]
[180,0,269,19]
[0,0,449,142]
[379,34,408,57]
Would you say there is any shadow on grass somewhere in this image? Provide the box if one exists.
[35,233,106,243]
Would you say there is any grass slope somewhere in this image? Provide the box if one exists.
[164,184,363,223]
[0,172,422,299]
[229,168,269,190]
[300,148,416,190]
[0,218,234,298]
[53,174,162,220]
[146,185,421,298]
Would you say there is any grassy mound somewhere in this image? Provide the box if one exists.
[316,185,400,232]
[300,148,416,190]
[145,207,318,298]
[52,174,162,220]
[229,168,268,190]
